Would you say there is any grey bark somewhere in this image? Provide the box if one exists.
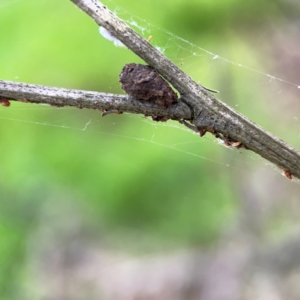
[70,0,300,180]
[0,80,190,119]
[0,0,299,180]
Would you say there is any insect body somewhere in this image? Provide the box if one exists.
[119,63,178,108]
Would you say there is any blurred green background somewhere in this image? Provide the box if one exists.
[1,0,300,298]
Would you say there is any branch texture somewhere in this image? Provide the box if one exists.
[0,80,190,119]
[0,0,299,180]
[69,0,300,180]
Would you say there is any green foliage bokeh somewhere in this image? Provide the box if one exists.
[0,0,295,296]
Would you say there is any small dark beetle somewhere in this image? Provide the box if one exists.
[119,63,178,108]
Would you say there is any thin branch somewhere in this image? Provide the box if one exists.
[69,0,300,180]
[0,80,191,119]
[0,0,299,180]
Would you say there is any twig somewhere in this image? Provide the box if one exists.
[0,0,299,180]
[0,80,190,119]
[69,0,300,180]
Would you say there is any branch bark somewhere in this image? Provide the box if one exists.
[0,0,299,180]
[68,0,300,180]
[0,80,190,119]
